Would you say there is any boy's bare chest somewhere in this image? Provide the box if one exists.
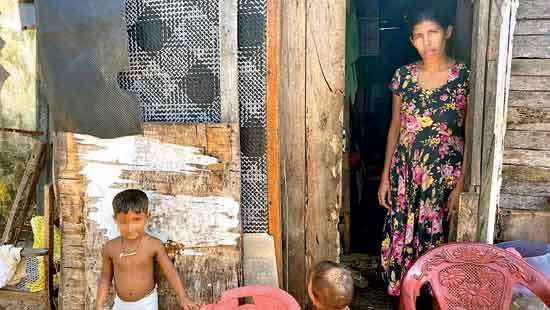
[113,251,154,271]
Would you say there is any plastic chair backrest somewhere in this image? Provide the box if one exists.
[201,285,300,310]
[400,242,550,310]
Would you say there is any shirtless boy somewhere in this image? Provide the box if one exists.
[96,189,198,310]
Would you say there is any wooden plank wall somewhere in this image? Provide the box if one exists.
[55,124,242,309]
[499,0,550,242]
[279,0,346,306]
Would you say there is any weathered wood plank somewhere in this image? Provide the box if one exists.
[515,20,550,35]
[502,164,550,183]
[53,132,86,310]
[509,91,550,109]
[466,0,491,189]
[512,59,550,76]
[504,149,550,167]
[456,192,479,242]
[55,124,242,309]
[517,0,550,19]
[219,0,239,122]
[510,75,550,91]
[266,0,283,285]
[279,0,307,304]
[507,106,550,130]
[504,130,550,150]
[305,0,345,277]
[479,0,518,243]
[513,35,550,58]
[2,141,47,244]
[497,209,550,243]
[499,193,550,210]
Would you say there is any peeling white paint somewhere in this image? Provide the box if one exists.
[74,134,239,247]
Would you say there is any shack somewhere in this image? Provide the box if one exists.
[0,0,548,309]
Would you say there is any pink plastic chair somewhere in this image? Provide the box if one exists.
[400,242,550,310]
[201,285,300,310]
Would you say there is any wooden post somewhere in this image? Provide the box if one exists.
[266,0,283,286]
[280,0,346,306]
[43,184,55,310]
[478,0,518,243]
[305,0,346,268]
[279,0,307,303]
[220,0,239,122]
[1,141,47,244]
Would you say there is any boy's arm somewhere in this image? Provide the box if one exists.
[96,245,114,310]
[154,240,198,309]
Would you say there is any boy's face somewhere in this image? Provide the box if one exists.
[114,210,148,240]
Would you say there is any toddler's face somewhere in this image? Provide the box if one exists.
[114,210,148,240]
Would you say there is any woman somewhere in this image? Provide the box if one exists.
[378,5,469,296]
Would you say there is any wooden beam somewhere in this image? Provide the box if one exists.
[266,0,283,287]
[466,0,491,190]
[478,0,518,243]
[43,184,54,310]
[219,0,239,122]
[279,0,307,304]
[305,0,346,274]
[0,127,44,137]
[1,141,47,244]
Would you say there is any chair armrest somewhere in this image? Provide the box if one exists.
[20,248,48,257]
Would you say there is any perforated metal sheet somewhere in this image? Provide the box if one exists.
[238,0,268,233]
[119,0,222,122]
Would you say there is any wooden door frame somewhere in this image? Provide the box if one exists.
[457,0,519,243]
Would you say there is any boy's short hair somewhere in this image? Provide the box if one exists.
[309,261,354,309]
[112,189,149,214]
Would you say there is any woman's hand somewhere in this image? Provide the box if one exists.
[378,175,391,210]
[447,187,461,221]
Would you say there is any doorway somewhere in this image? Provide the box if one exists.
[341,0,473,308]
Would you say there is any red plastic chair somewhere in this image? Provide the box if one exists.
[400,243,550,310]
[201,285,300,310]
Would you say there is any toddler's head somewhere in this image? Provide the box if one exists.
[308,261,354,310]
[112,189,149,240]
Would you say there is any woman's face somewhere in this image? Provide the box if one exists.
[410,20,452,62]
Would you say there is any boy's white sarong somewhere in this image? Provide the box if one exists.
[113,287,158,310]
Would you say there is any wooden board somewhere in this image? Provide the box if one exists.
[466,0,491,189]
[502,164,550,183]
[506,106,550,131]
[515,20,550,35]
[510,76,550,91]
[509,91,550,108]
[478,0,518,243]
[504,149,550,167]
[499,193,550,210]
[516,0,550,19]
[266,0,283,285]
[54,123,241,309]
[513,36,550,58]
[1,141,47,244]
[279,0,307,304]
[504,130,550,150]
[305,0,345,283]
[497,209,550,243]
[512,59,550,76]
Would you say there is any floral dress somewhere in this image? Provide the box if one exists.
[381,62,469,296]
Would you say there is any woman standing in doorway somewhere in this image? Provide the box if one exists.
[378,5,470,296]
